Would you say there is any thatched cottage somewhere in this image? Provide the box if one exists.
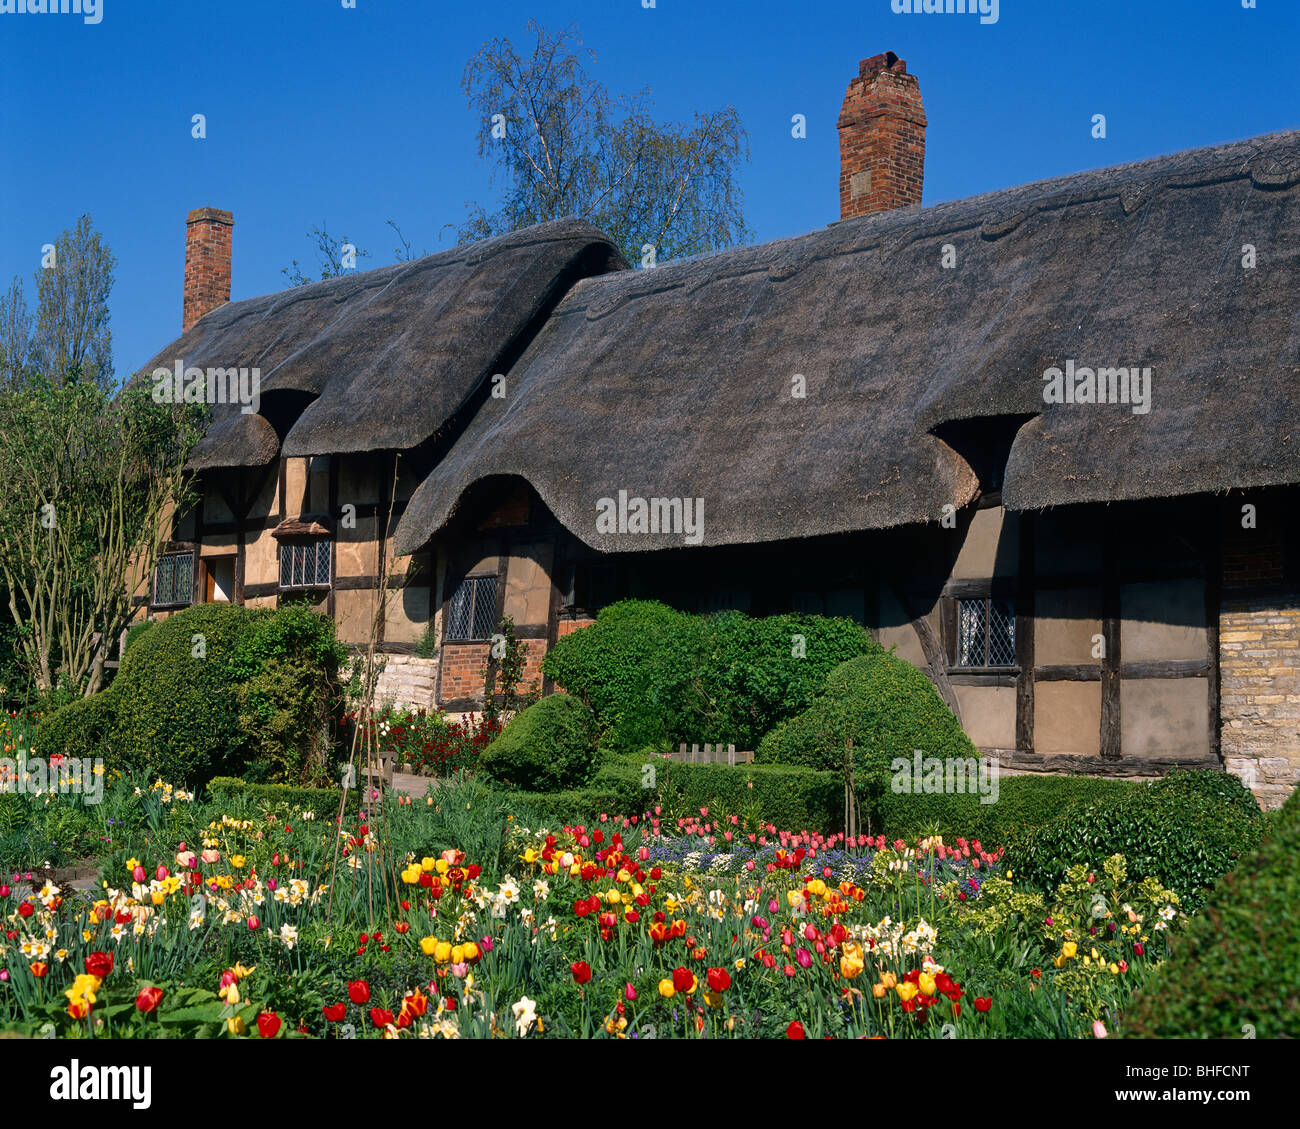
[135,52,1300,807]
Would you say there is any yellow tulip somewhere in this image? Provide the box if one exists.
[880,971,897,989]
[435,859,450,876]
[840,953,865,979]
[451,945,466,964]
[151,890,165,907]
[872,983,888,999]
[658,979,676,999]
[421,857,437,872]
[226,1016,246,1035]
[896,982,919,1002]
[787,890,803,908]
[1062,942,1077,959]
[434,941,452,963]
[462,942,480,962]
[420,936,438,957]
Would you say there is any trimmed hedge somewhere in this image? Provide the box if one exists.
[480,693,600,792]
[756,650,978,800]
[542,600,875,752]
[38,603,347,788]
[1006,769,1266,912]
[509,753,840,833]
[1122,786,1300,1038]
[869,773,1139,846]
[207,776,357,816]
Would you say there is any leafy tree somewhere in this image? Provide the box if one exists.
[0,380,204,697]
[28,215,116,392]
[282,222,372,286]
[0,276,32,392]
[460,21,750,265]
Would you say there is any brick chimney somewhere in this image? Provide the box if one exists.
[183,206,233,332]
[837,52,926,220]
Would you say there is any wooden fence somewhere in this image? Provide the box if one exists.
[668,743,754,766]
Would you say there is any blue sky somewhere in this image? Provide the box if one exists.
[2,0,1297,382]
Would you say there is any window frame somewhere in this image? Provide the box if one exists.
[277,538,333,592]
[443,572,499,643]
[152,551,196,609]
[952,593,1018,670]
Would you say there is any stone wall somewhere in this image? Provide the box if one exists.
[374,654,439,712]
[1219,594,1300,809]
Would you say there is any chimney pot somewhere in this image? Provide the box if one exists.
[183,206,234,332]
[837,51,926,220]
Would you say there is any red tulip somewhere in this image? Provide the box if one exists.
[570,960,592,985]
[84,951,113,979]
[17,901,33,918]
[786,1020,806,1039]
[135,986,164,1013]
[256,1011,282,1039]
[706,968,731,993]
[370,1007,395,1028]
[974,996,993,1013]
[323,1002,347,1022]
[247,915,260,930]
[348,980,371,1004]
[672,967,694,993]
[1133,942,1144,957]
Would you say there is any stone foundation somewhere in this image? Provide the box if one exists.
[373,654,439,712]
[1219,594,1300,809]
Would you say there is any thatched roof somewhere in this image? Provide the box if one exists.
[396,129,1300,554]
[138,220,624,469]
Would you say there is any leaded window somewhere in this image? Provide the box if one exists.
[957,596,1017,667]
[154,552,194,607]
[445,575,498,642]
[278,540,332,590]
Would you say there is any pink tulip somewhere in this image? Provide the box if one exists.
[247,915,260,930]
[0,884,8,898]
[796,949,813,969]
[625,982,637,1001]
[745,859,755,871]
[768,899,779,914]
[638,847,650,862]
[132,866,146,883]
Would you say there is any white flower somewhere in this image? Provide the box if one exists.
[511,995,538,1037]
[497,877,520,905]
[279,923,299,950]
[532,879,550,902]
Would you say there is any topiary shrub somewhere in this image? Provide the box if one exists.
[756,649,979,807]
[1006,769,1266,912]
[1121,785,1300,1038]
[541,600,875,753]
[123,620,155,656]
[39,602,348,788]
[30,689,118,760]
[480,692,600,792]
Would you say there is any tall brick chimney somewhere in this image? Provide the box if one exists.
[837,52,926,220]
[183,206,233,332]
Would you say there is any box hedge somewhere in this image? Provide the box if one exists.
[1005,768,1266,912]
[541,600,875,752]
[207,776,357,816]
[480,692,601,792]
[1121,785,1300,1038]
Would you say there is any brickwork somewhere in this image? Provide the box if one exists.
[1219,594,1300,809]
[439,642,491,700]
[183,207,233,332]
[837,52,926,220]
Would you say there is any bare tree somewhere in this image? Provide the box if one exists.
[460,21,750,265]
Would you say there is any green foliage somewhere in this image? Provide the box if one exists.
[459,21,750,265]
[482,615,539,727]
[756,650,978,812]
[541,599,874,753]
[1007,769,1266,913]
[481,692,601,792]
[206,776,356,818]
[37,603,347,788]
[870,774,1139,846]
[230,601,349,786]
[28,689,116,760]
[1122,786,1300,1038]
[124,620,155,655]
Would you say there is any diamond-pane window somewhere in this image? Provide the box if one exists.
[278,540,331,591]
[956,597,1016,668]
[153,552,194,607]
[445,575,498,642]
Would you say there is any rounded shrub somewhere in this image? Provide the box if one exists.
[1121,785,1300,1038]
[480,692,600,792]
[32,689,118,760]
[541,600,875,752]
[756,649,978,781]
[1006,769,1266,912]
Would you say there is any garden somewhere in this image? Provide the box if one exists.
[1,599,1293,1040]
